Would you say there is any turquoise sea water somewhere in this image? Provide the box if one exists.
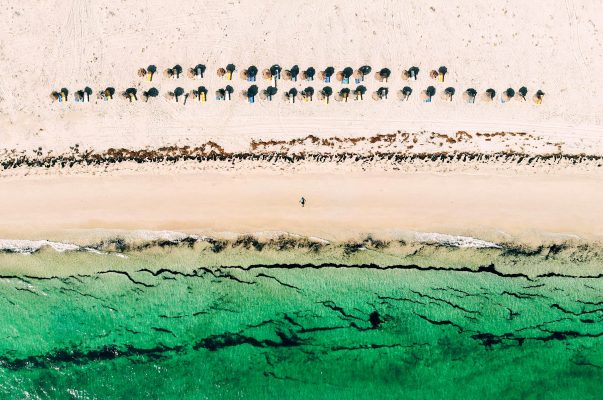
[1,239,603,399]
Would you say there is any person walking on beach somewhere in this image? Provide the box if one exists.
[300,196,306,207]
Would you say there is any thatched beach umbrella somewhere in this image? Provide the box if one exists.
[375,68,391,82]
[189,86,207,102]
[421,86,435,102]
[301,86,314,101]
[123,88,137,102]
[373,87,389,100]
[195,64,206,78]
[137,68,147,78]
[301,67,315,81]
[187,64,206,79]
[240,69,249,81]
[262,68,272,80]
[502,88,515,102]
[73,90,84,103]
[60,88,69,102]
[174,87,185,102]
[438,66,447,82]
[484,88,496,102]
[359,65,372,76]
[142,87,159,102]
[320,67,335,82]
[290,65,300,81]
[335,71,344,82]
[429,70,438,79]
[282,70,292,81]
[444,87,455,101]
[217,68,226,78]
[262,86,278,101]
[244,85,259,103]
[225,85,233,96]
[226,64,236,80]
[247,66,258,81]
[50,91,60,102]
[285,88,298,103]
[98,87,115,101]
[145,65,156,81]
[409,66,419,80]
[518,86,528,101]
[169,65,182,79]
[270,64,282,79]
[338,88,351,102]
[164,68,174,79]
[354,85,367,100]
[319,86,333,103]
[401,70,411,80]
[464,88,477,103]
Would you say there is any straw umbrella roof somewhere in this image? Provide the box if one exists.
[485,88,496,101]
[304,67,315,79]
[354,85,367,95]
[137,68,147,77]
[429,70,438,79]
[302,87,314,96]
[359,65,372,75]
[270,64,281,76]
[217,68,226,77]
[503,88,515,101]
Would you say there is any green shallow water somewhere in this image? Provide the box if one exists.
[1,261,603,399]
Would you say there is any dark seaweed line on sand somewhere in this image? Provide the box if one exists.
[2,148,603,170]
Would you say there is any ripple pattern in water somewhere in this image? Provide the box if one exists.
[1,266,602,399]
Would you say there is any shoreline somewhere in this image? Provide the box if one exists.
[1,167,602,242]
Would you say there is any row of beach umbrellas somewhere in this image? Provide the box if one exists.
[136,64,456,84]
[50,86,545,104]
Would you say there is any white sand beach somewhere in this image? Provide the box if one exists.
[0,168,602,242]
[1,0,602,242]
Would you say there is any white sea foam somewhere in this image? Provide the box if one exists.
[414,232,501,249]
[126,230,204,242]
[0,239,81,254]
[0,239,122,256]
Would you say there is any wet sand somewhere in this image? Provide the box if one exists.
[1,169,601,241]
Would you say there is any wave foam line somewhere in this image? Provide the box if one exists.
[414,232,501,248]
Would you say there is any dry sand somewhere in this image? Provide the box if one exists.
[0,0,602,154]
[1,1,603,242]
